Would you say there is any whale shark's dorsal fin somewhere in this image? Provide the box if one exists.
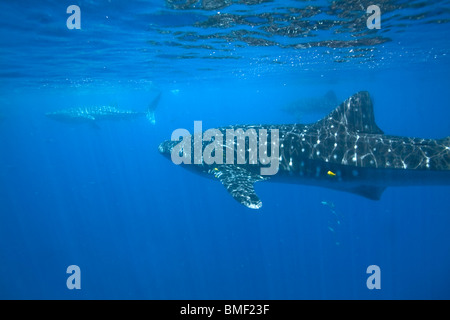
[210,166,268,209]
[313,91,384,134]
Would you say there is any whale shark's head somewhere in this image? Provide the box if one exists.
[158,132,199,164]
[158,140,178,160]
[45,111,63,119]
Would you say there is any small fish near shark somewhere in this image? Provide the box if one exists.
[46,92,161,126]
[158,91,450,209]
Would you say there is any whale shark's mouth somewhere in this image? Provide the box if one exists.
[158,140,177,156]
[157,142,166,154]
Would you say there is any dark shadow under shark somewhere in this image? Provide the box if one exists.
[46,92,161,126]
[158,91,450,209]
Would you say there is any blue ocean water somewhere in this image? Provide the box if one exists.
[0,0,449,299]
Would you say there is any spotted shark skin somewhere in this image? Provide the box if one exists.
[158,91,450,209]
[46,93,161,125]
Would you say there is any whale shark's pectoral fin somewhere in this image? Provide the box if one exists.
[209,166,268,209]
[90,121,100,130]
[81,114,96,121]
[81,115,100,129]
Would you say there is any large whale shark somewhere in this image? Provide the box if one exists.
[46,92,161,125]
[158,91,450,209]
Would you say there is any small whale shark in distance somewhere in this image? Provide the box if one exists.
[46,92,161,125]
[158,91,450,209]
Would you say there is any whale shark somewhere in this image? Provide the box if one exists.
[158,91,450,209]
[46,92,161,125]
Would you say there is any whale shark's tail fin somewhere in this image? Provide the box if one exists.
[146,92,162,124]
